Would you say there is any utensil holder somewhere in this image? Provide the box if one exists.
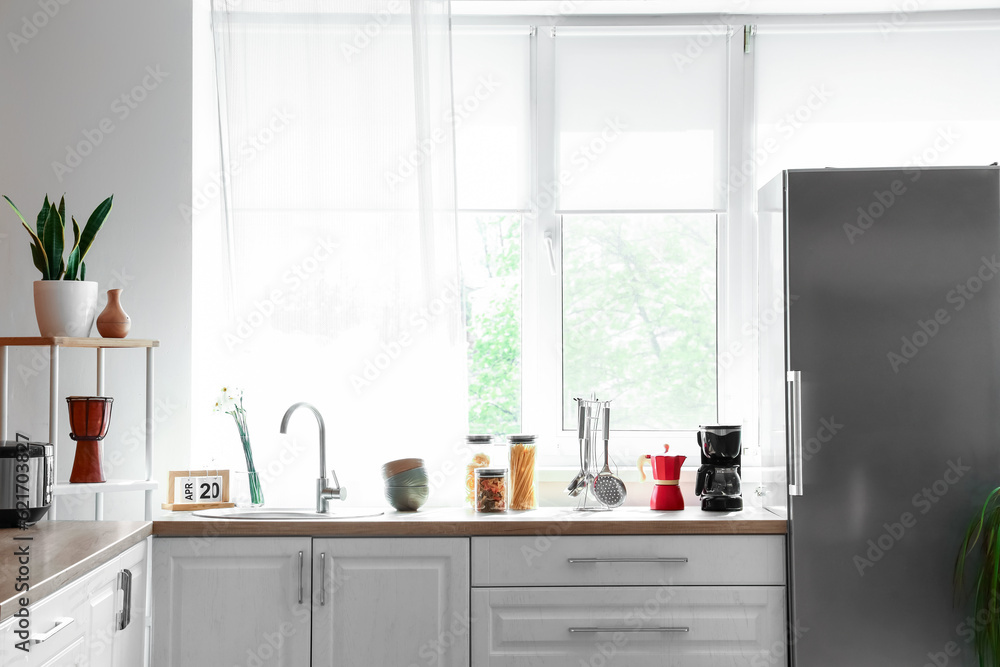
[575,398,612,512]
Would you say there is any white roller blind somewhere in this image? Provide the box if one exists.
[755,24,1000,187]
[555,29,729,211]
[452,29,530,210]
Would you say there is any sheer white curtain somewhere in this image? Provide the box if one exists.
[755,23,1000,187]
[195,0,466,507]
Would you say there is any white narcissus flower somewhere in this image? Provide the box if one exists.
[213,386,242,413]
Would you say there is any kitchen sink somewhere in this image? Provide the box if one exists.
[192,507,384,520]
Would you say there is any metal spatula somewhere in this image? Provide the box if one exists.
[593,405,626,508]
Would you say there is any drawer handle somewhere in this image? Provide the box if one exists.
[320,552,327,606]
[31,617,75,644]
[567,558,688,564]
[118,568,133,631]
[298,551,304,605]
[569,626,690,633]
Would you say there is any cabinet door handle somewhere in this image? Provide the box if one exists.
[320,553,327,606]
[117,568,133,631]
[567,558,688,564]
[298,551,304,605]
[569,626,689,633]
[31,617,74,644]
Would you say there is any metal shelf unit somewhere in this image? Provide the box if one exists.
[0,336,159,520]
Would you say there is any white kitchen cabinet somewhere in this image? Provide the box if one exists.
[312,538,470,667]
[85,558,120,667]
[1,540,147,667]
[472,586,786,667]
[151,537,312,667]
[151,536,470,667]
[112,538,148,665]
[471,536,788,667]
[0,616,10,664]
[87,539,148,667]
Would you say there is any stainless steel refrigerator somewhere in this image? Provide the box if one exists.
[758,167,1000,666]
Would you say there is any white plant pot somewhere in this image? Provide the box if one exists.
[33,280,99,337]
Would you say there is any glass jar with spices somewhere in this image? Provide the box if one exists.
[507,434,537,510]
[475,467,508,513]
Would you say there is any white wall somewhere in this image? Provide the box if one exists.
[0,0,192,519]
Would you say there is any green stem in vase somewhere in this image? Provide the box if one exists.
[230,408,263,505]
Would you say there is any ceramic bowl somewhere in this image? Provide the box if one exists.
[384,467,429,487]
[381,458,424,480]
[384,485,429,512]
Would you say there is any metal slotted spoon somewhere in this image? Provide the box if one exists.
[593,404,626,508]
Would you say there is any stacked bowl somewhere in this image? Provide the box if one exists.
[382,458,429,511]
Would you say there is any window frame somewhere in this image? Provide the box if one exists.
[453,18,754,468]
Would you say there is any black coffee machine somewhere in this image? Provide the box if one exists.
[694,425,742,511]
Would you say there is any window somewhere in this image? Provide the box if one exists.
[452,28,531,435]
[197,9,1000,485]
[561,212,717,431]
[453,25,731,465]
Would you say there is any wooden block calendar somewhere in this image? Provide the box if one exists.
[160,470,236,511]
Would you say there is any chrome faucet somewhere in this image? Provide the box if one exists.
[279,402,346,513]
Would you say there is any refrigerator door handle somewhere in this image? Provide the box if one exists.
[787,370,804,496]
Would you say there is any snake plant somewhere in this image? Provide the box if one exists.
[3,193,113,281]
[955,486,1000,666]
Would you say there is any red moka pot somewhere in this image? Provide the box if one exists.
[637,445,686,511]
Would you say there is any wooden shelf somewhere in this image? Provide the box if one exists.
[53,480,159,496]
[0,337,158,348]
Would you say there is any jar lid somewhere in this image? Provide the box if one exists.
[466,434,494,444]
[507,434,536,443]
[475,467,508,476]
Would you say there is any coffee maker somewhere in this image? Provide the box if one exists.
[694,425,742,511]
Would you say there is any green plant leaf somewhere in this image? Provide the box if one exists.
[35,195,49,240]
[955,487,1000,667]
[70,214,80,252]
[28,241,48,276]
[80,261,86,281]
[57,196,65,235]
[77,195,112,265]
[42,202,64,280]
[4,196,49,279]
[65,248,80,281]
[64,216,82,280]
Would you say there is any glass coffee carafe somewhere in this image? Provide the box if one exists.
[694,465,741,498]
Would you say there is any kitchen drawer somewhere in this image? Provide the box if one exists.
[472,535,785,587]
[472,586,786,667]
[4,558,119,666]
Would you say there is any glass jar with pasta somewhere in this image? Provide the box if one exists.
[508,434,537,510]
[475,468,508,513]
[464,435,494,507]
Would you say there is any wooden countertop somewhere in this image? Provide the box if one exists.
[152,506,786,537]
[0,521,151,623]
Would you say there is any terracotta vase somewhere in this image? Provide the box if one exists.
[96,288,131,338]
